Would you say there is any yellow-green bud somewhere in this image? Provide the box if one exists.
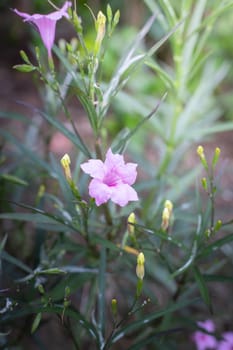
[136,252,145,280]
[212,147,221,168]
[214,219,222,232]
[201,177,208,192]
[38,184,45,199]
[164,200,173,215]
[111,298,117,317]
[94,11,106,55]
[197,145,204,158]
[38,284,45,295]
[127,212,136,235]
[197,145,208,169]
[161,207,170,231]
[60,154,72,182]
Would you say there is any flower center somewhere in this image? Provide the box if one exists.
[103,169,120,187]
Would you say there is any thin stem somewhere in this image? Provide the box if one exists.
[209,169,215,235]
[102,297,139,350]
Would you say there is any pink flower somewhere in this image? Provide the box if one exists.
[81,148,138,207]
[13,2,72,58]
[192,320,217,350]
[218,332,233,350]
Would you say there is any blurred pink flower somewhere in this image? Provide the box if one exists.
[13,2,72,58]
[192,320,217,350]
[218,332,233,350]
[81,148,138,206]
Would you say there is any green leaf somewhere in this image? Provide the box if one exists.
[0,111,30,122]
[0,303,99,344]
[41,111,91,157]
[0,131,51,173]
[53,45,85,90]
[198,233,233,258]
[37,268,67,275]
[72,86,98,134]
[172,215,202,277]
[31,312,42,333]
[20,50,31,64]
[193,266,212,313]
[111,298,200,344]
[112,94,166,153]
[126,327,184,350]
[0,174,28,186]
[13,64,36,73]
[1,251,33,274]
[203,274,233,283]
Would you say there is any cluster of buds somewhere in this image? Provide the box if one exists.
[161,200,173,231]
[197,145,221,171]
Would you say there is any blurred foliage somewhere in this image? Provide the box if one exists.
[1,0,233,349]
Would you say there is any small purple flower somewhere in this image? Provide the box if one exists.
[81,148,138,207]
[218,332,233,350]
[13,2,72,58]
[192,320,217,350]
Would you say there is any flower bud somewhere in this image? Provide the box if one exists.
[111,298,117,317]
[164,200,173,215]
[197,145,208,170]
[60,154,72,182]
[161,207,170,231]
[94,11,106,55]
[136,252,145,280]
[214,219,222,232]
[127,212,136,235]
[161,199,173,231]
[201,177,208,192]
[212,147,221,168]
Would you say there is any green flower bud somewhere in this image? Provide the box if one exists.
[212,147,221,168]
[201,177,208,192]
[111,298,117,317]
[136,252,145,280]
[94,11,106,55]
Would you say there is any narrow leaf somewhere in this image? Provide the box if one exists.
[193,266,212,313]
[111,298,200,344]
[41,111,91,157]
[31,312,42,333]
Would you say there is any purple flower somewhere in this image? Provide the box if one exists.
[13,2,72,58]
[192,320,217,350]
[81,148,138,207]
[218,332,233,350]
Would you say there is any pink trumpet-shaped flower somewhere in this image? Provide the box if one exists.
[218,332,233,350]
[81,149,138,207]
[13,2,72,58]
[192,320,217,350]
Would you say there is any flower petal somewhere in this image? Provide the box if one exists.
[13,9,32,20]
[89,179,111,206]
[105,148,125,169]
[13,1,72,57]
[47,1,72,20]
[31,18,56,58]
[81,159,105,180]
[111,184,138,207]
[117,162,137,185]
